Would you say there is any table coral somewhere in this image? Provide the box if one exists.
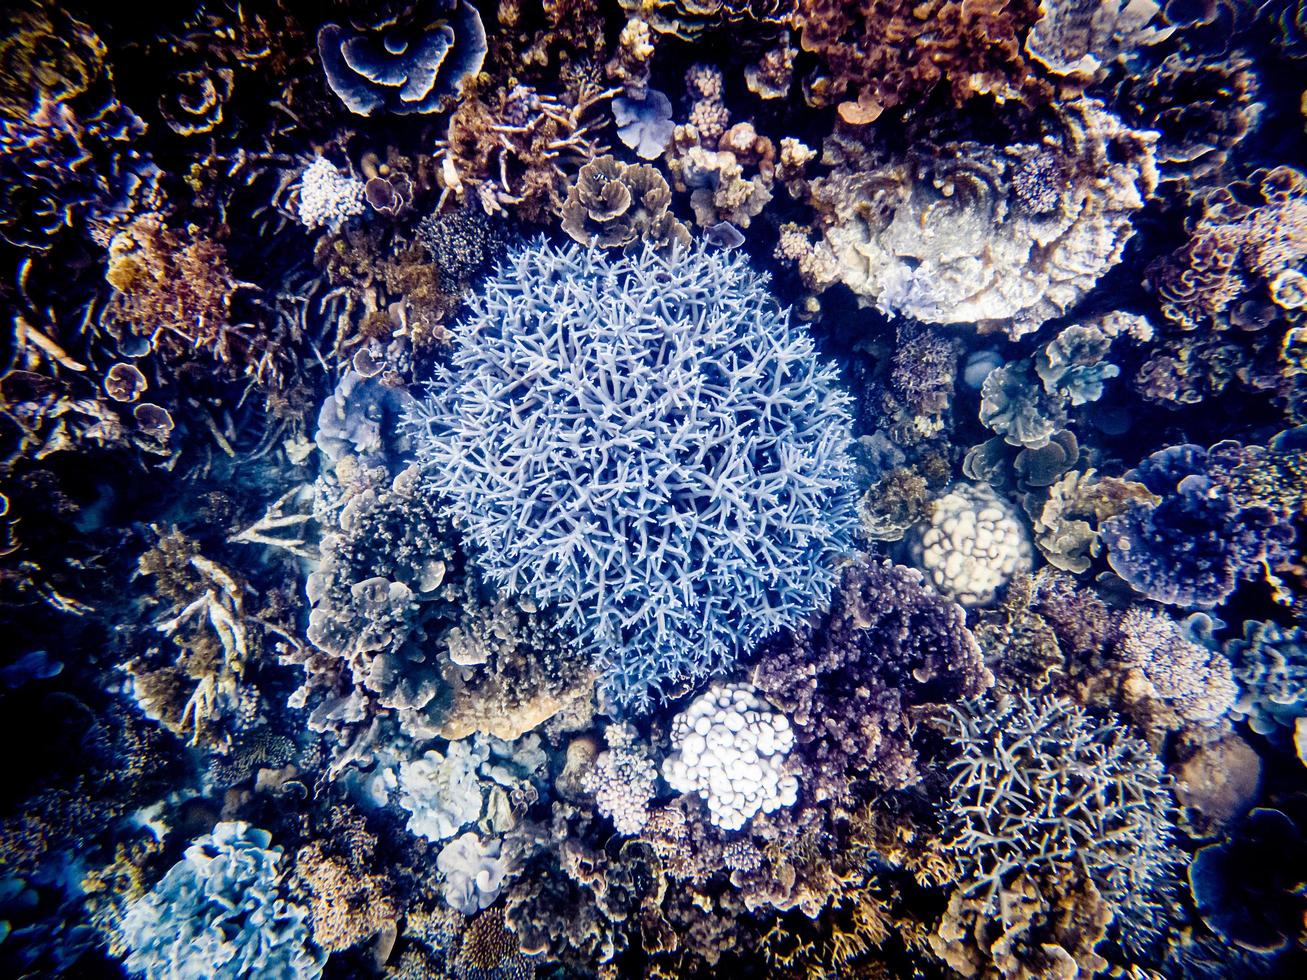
[405,239,857,709]
[794,100,1158,337]
[317,0,487,116]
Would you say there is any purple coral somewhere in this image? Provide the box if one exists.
[751,557,991,800]
[1103,444,1295,607]
[405,239,857,710]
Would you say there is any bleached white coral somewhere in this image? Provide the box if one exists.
[582,723,658,835]
[295,156,365,232]
[662,682,798,832]
[908,483,1033,607]
[398,738,487,841]
[436,832,511,915]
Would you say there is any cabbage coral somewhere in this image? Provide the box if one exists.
[405,239,857,709]
[119,821,324,980]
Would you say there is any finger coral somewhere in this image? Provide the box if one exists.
[405,239,857,709]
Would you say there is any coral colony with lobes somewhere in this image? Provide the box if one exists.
[2,1,1307,978]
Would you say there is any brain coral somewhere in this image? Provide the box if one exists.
[799,99,1158,338]
[405,239,857,709]
[119,821,324,980]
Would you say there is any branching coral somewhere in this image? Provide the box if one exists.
[120,822,324,979]
[405,239,857,709]
[943,694,1178,930]
[793,100,1158,337]
[582,723,657,835]
[752,556,990,801]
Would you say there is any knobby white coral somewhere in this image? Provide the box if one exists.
[295,156,365,232]
[582,723,658,835]
[662,682,798,832]
[908,483,1033,607]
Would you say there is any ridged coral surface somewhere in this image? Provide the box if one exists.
[406,239,857,709]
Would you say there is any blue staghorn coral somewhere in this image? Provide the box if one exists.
[405,239,857,709]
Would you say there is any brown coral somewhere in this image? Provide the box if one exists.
[560,155,690,250]
[796,0,1051,124]
[296,838,396,953]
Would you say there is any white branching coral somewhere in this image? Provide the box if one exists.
[582,723,658,835]
[908,483,1033,607]
[405,239,857,709]
[944,694,1178,922]
[295,156,365,232]
[662,682,798,832]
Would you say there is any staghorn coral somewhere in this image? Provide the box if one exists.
[795,0,1050,124]
[752,556,991,801]
[317,0,487,116]
[943,694,1179,928]
[0,5,158,251]
[119,821,324,979]
[560,154,690,250]
[405,239,857,709]
[795,100,1158,337]
[907,483,1034,608]
[662,682,799,832]
[434,80,614,222]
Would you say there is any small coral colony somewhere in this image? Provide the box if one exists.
[3,1,1307,978]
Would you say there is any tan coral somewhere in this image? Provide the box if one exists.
[561,155,690,250]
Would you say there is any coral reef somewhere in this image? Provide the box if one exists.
[1228,619,1307,734]
[405,239,856,708]
[560,154,690,250]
